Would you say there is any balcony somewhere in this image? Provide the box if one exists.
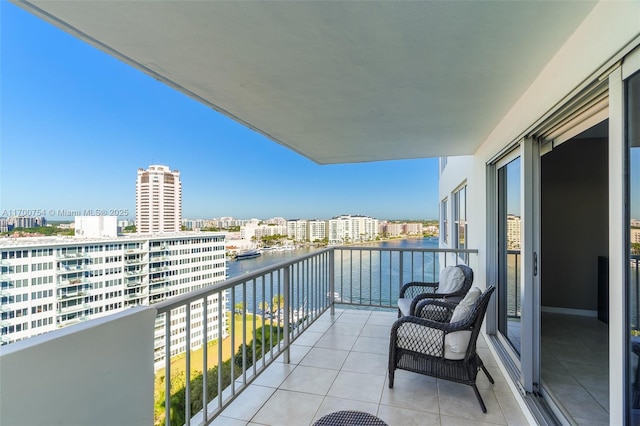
[57,303,89,315]
[125,248,145,255]
[56,252,87,260]
[57,264,88,274]
[126,280,145,288]
[57,291,86,300]
[125,292,147,300]
[149,285,166,296]
[0,247,529,426]
[57,278,88,287]
[125,269,146,277]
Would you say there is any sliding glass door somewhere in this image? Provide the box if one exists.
[497,154,522,356]
[626,67,640,424]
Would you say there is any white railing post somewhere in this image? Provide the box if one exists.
[329,249,335,316]
[283,266,290,364]
[399,251,404,290]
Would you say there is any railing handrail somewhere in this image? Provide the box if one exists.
[155,246,479,314]
[155,248,332,313]
[334,246,479,254]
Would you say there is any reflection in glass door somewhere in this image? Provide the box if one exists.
[498,157,522,355]
[627,70,640,422]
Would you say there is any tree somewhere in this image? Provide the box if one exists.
[234,302,244,318]
[272,294,284,312]
[234,325,284,368]
[123,225,136,233]
[258,301,270,313]
[632,242,640,256]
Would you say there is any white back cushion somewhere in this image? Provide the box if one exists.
[444,287,482,360]
[438,266,466,293]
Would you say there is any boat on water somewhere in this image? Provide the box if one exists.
[235,249,261,260]
[327,292,341,302]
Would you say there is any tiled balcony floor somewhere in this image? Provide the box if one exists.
[211,308,531,426]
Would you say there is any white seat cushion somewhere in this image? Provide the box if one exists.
[438,266,466,293]
[444,287,482,360]
[397,297,412,316]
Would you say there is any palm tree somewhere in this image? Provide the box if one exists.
[234,302,244,318]
[258,301,270,314]
[272,294,284,312]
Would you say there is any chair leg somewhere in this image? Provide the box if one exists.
[480,363,494,384]
[471,384,487,413]
[389,369,394,388]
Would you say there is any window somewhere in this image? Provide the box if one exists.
[453,184,467,251]
[441,198,449,244]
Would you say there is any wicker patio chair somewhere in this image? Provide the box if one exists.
[397,264,474,317]
[389,286,496,413]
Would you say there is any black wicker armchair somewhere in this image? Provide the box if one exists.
[389,286,496,413]
[397,264,474,317]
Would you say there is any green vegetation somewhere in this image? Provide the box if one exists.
[632,242,640,256]
[4,226,74,236]
[234,324,284,369]
[258,234,289,246]
[123,225,136,233]
[154,318,284,426]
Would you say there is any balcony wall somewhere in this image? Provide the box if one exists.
[0,306,157,426]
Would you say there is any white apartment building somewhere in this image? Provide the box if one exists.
[0,231,227,368]
[404,223,423,235]
[241,223,287,241]
[7,216,46,229]
[264,217,287,226]
[136,165,182,233]
[326,215,379,244]
[384,223,403,237]
[506,214,522,250]
[286,220,307,242]
[182,219,205,231]
[306,220,326,243]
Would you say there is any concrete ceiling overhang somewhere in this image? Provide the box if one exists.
[15,1,598,164]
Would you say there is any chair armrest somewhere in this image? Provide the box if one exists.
[408,292,460,316]
[399,281,439,298]
[390,315,468,355]
[414,299,455,322]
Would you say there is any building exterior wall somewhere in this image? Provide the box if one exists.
[136,165,182,233]
[306,220,326,242]
[438,3,640,423]
[326,215,379,244]
[287,220,307,242]
[0,232,227,368]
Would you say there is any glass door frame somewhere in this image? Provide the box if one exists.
[487,141,539,396]
[622,46,640,425]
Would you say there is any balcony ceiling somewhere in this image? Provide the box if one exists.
[17,1,597,164]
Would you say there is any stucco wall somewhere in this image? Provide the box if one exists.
[0,307,157,426]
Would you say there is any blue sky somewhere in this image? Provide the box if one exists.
[0,3,440,222]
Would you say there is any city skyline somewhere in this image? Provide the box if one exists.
[1,3,440,221]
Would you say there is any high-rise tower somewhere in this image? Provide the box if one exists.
[136,165,182,233]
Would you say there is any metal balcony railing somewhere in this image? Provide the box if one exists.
[631,255,640,329]
[507,250,521,319]
[154,246,476,426]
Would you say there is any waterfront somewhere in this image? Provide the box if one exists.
[227,238,439,280]
[225,238,440,313]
